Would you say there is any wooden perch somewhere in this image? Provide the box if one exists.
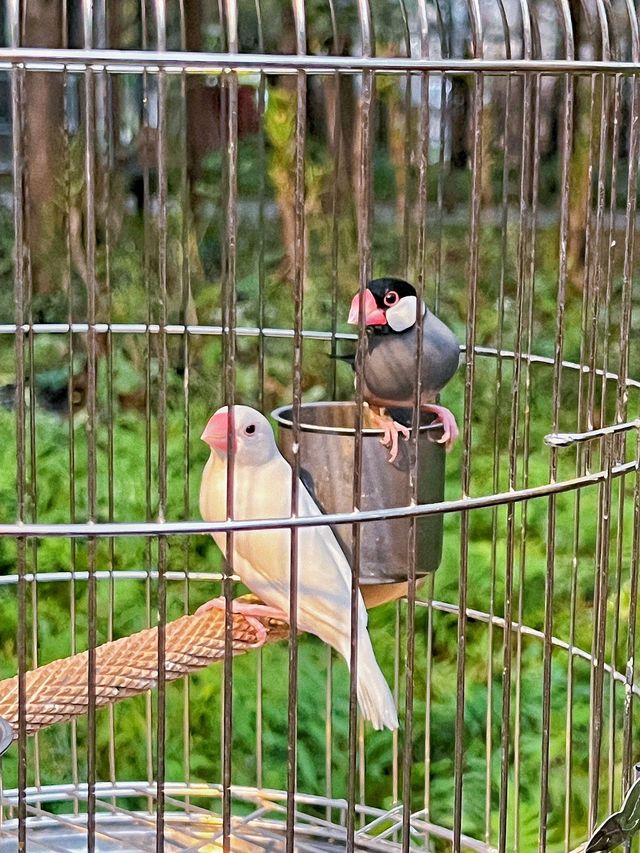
[0,600,288,745]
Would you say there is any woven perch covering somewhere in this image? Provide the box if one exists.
[0,600,288,742]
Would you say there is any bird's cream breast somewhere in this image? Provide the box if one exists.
[200,454,292,522]
[199,454,228,521]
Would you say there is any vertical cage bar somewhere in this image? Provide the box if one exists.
[422,569,434,846]
[141,0,155,809]
[323,2,342,806]
[584,4,610,451]
[500,18,535,850]
[401,0,428,843]
[9,0,26,846]
[598,70,621,430]
[564,464,583,851]
[603,70,624,812]
[588,434,614,831]
[426,3,448,835]
[326,0,340,403]
[397,0,411,278]
[358,717,365,831]
[488,7,511,846]
[177,0,192,804]
[498,67,528,853]
[93,0,117,802]
[433,0,449,316]
[585,19,612,824]
[624,429,640,789]
[253,0,266,794]
[454,1,483,846]
[348,0,374,846]
[616,39,639,434]
[569,73,600,842]
[608,460,625,811]
[392,597,401,815]
[563,15,594,849]
[255,0,266,414]
[285,1,306,847]
[154,0,168,847]
[548,8,574,853]
[25,23,39,793]
[516,62,541,853]
[576,93,597,447]
[82,0,98,847]
[220,0,239,846]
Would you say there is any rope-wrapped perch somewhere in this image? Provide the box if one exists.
[0,600,288,744]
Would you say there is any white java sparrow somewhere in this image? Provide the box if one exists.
[198,404,398,731]
[347,277,461,462]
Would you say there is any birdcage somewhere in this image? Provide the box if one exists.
[0,0,639,851]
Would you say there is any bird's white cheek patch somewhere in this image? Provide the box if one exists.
[386,296,426,332]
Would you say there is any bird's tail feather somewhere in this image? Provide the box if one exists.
[355,631,398,731]
[327,352,356,368]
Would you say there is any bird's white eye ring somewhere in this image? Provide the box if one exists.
[245,424,256,435]
[383,291,399,307]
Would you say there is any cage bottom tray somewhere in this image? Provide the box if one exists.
[0,783,494,852]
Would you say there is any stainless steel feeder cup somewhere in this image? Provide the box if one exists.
[271,402,446,584]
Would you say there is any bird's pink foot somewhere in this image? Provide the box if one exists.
[422,403,459,450]
[195,597,288,648]
[383,422,411,463]
[367,410,410,463]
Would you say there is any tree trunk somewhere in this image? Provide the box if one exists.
[567,0,594,289]
[184,0,218,222]
[22,0,65,301]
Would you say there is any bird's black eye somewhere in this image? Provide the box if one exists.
[384,291,399,307]
[245,424,256,435]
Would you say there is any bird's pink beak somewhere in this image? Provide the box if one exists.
[201,410,234,453]
[347,289,387,326]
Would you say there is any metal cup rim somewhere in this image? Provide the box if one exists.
[271,401,440,436]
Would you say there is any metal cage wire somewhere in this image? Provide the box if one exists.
[0,0,639,851]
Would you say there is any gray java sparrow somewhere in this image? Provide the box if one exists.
[347,277,460,462]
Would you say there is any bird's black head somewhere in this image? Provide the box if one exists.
[347,277,423,334]
[368,278,416,310]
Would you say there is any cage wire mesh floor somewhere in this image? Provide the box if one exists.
[1,0,640,851]
[0,783,500,852]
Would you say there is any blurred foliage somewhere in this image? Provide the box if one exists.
[0,47,639,852]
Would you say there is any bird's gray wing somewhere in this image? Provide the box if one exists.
[420,310,461,396]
